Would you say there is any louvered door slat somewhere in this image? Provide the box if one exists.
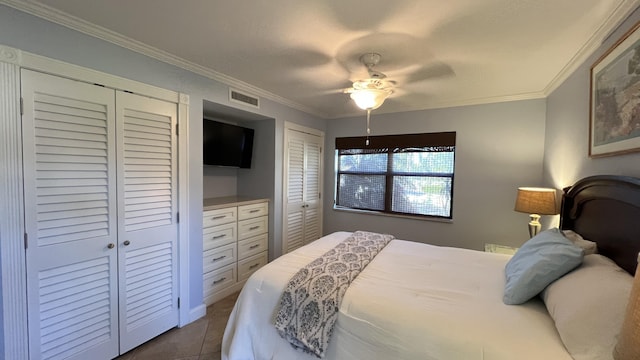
[38,200,108,213]
[36,136,108,149]
[287,138,304,203]
[36,193,107,205]
[37,178,107,188]
[125,195,172,206]
[36,128,107,142]
[35,92,108,113]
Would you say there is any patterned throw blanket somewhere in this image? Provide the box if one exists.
[274,231,394,358]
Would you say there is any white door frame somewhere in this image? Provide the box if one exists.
[0,44,192,359]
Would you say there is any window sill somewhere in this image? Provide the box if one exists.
[332,205,453,223]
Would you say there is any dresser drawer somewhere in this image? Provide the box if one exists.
[203,222,236,251]
[238,216,268,240]
[238,252,268,281]
[203,207,237,228]
[238,233,268,260]
[238,202,268,220]
[203,263,236,296]
[203,242,236,273]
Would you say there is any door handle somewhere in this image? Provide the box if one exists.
[107,243,115,249]
[123,240,131,246]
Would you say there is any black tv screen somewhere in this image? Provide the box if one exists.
[203,119,254,168]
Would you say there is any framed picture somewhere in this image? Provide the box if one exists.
[590,21,640,157]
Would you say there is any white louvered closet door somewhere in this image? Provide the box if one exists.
[22,70,119,360]
[283,128,323,254]
[285,135,305,252]
[116,91,178,353]
[22,70,179,359]
[302,140,322,242]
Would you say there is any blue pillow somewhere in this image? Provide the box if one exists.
[503,228,584,305]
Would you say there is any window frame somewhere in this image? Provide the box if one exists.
[334,132,456,220]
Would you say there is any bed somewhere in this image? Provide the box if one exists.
[221,175,640,360]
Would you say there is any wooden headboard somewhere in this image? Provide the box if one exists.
[560,175,640,275]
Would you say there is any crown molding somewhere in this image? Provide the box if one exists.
[0,0,327,118]
[543,0,640,96]
[2,0,637,118]
[332,91,547,119]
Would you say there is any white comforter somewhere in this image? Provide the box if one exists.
[222,232,572,360]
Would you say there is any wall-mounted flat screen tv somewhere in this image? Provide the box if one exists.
[203,119,254,168]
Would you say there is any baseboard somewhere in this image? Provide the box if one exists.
[187,303,207,325]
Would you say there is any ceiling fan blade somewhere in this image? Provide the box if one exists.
[323,2,405,32]
[336,33,435,74]
[398,62,456,84]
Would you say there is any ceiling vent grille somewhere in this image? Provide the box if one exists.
[229,88,260,108]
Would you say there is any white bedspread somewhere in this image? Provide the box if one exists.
[222,232,572,360]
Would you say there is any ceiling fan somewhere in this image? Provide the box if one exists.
[344,52,395,111]
[343,52,400,145]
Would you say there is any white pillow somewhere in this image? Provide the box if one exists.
[541,254,632,360]
[562,230,598,255]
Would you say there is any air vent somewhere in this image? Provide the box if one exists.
[229,88,260,108]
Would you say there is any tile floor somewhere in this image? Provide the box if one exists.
[116,291,239,360]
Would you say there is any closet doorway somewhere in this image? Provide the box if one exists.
[282,122,324,254]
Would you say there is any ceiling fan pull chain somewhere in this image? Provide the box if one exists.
[366,109,371,146]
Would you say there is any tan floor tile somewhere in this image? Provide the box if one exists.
[114,292,238,360]
[199,352,221,360]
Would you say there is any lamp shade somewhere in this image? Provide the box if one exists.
[613,254,640,359]
[350,89,391,110]
[514,187,558,215]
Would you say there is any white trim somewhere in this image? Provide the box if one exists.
[19,50,178,103]
[3,0,638,119]
[0,44,20,64]
[0,0,326,118]
[0,47,29,360]
[189,304,207,324]
[283,121,325,137]
[177,93,198,326]
[543,0,640,96]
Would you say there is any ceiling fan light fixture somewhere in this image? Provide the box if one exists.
[350,88,391,110]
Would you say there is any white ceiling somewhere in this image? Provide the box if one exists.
[7,0,640,118]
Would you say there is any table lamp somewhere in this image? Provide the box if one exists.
[514,187,558,238]
[613,253,640,359]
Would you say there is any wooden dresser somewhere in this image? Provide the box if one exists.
[203,196,269,305]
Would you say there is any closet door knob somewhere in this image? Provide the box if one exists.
[123,240,131,246]
[107,243,115,249]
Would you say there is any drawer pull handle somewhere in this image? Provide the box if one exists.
[249,226,260,231]
[249,209,260,213]
[213,277,227,285]
[212,255,226,262]
[212,215,226,220]
[249,244,260,249]
[213,234,226,239]
[249,263,259,269]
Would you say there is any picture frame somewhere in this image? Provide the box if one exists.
[590,21,640,157]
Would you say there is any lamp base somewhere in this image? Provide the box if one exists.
[528,214,542,238]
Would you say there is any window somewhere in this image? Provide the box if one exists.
[335,132,455,219]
